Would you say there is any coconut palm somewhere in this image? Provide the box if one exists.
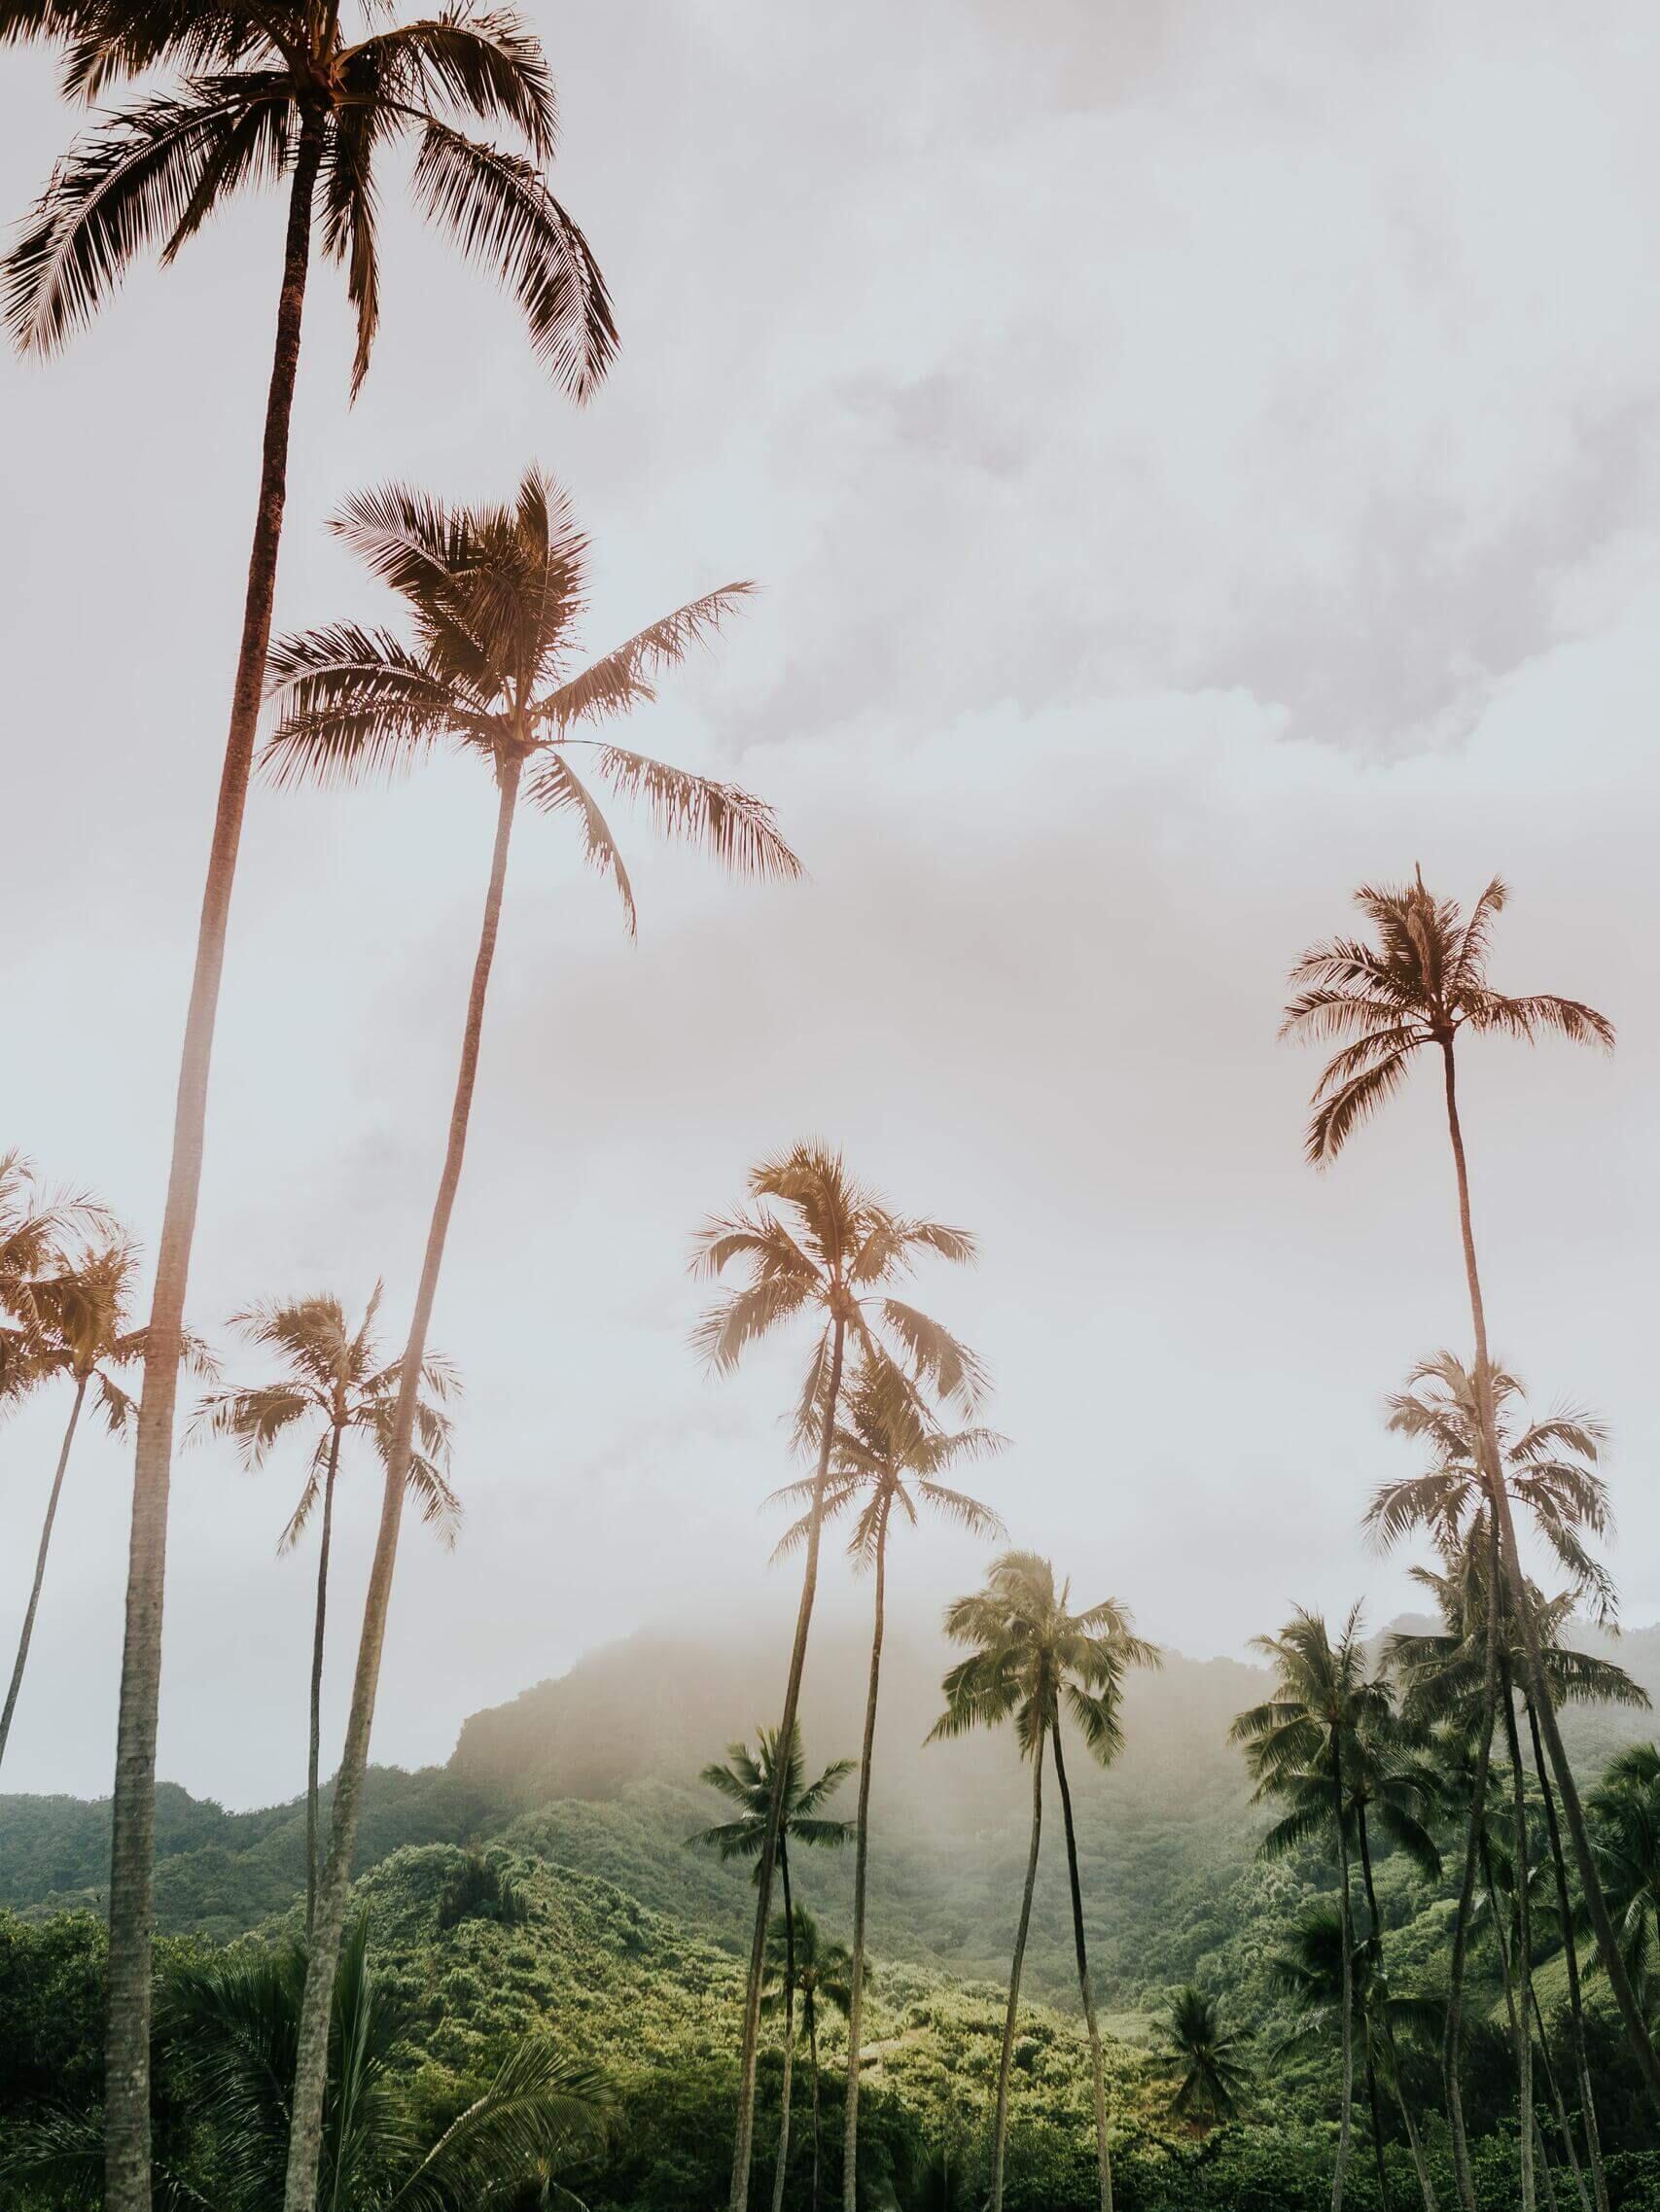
[689,1729,854,2212]
[761,1908,852,2212]
[0,1245,214,1773]
[0,1151,112,1400]
[1153,1987,1252,2126]
[3,17,613,2197]
[690,1143,983,2212]
[1281,870,1657,2159]
[265,467,794,2212]
[929,1550,1158,2212]
[192,1287,458,1934]
[770,1356,1005,2212]
[1586,1745,1660,2016]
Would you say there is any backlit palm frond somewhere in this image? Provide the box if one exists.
[1447,876,1507,993]
[357,9,559,160]
[93,1370,138,1435]
[1465,991,1614,1051]
[913,1477,1007,1542]
[318,53,387,396]
[876,1299,986,1413]
[408,118,616,398]
[538,583,755,731]
[1303,1045,1416,1166]
[522,751,637,931]
[384,2040,611,2212]
[263,624,460,788]
[403,1448,462,1547]
[574,742,799,885]
[191,1383,312,1466]
[689,1276,815,1377]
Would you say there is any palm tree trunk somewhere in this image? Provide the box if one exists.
[809,2001,823,2212]
[1438,1039,1660,2114]
[842,1493,888,2212]
[106,112,326,2212]
[729,1313,847,2212]
[1500,1659,1536,2212]
[305,1423,343,1940]
[283,755,523,2212]
[1484,1831,1540,2209]
[1444,1515,1501,2212]
[1530,1969,1593,2212]
[1357,1811,1434,2212]
[1050,1722,1113,2212]
[1331,1731,1356,2212]
[1527,1695,1607,2212]
[990,1723,1044,2212]
[771,1843,797,2212]
[0,1374,88,1771]
[1362,2023,1393,2212]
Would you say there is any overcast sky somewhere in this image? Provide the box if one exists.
[5,0,1660,1809]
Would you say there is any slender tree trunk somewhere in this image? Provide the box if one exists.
[1331,1731,1355,2212]
[1501,1661,1536,2212]
[1528,1696,1607,2212]
[1051,1723,1113,2212]
[1443,1510,1501,2212]
[771,1843,797,2212]
[283,757,523,2212]
[729,1314,848,2212]
[106,115,325,2212]
[1358,1813,1434,2212]
[0,1374,88,1771]
[842,1495,888,2212]
[1530,1966,1593,2212]
[1438,1040,1660,2113]
[305,1424,343,1940]
[1484,1834,1539,2209]
[1362,2023,1393,2212]
[809,2001,822,2212]
[990,1721,1045,2212]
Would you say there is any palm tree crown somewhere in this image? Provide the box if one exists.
[689,1728,855,1873]
[25,1242,216,1429]
[264,470,794,917]
[1281,871,1612,1165]
[3,0,616,397]
[761,1908,852,2028]
[1587,1746,1660,2014]
[1154,1986,1253,2125]
[930,1550,1159,1762]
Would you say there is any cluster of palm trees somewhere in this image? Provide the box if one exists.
[5,2,802,2205]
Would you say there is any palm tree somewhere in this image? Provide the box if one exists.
[689,1728,854,2212]
[1281,871,1658,2144]
[771,1356,1005,2212]
[265,467,795,2212]
[1154,1987,1251,2127]
[0,1150,112,1399]
[1585,1745,1660,2015]
[761,1908,853,2212]
[2,17,613,2198]
[929,1550,1157,2212]
[690,1142,983,2212]
[192,1286,458,1934]
[1375,1359,1630,2212]
[1232,1607,1387,2212]
[0,1244,214,1773]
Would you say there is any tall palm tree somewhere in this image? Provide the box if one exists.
[689,1728,854,2212]
[192,1286,459,1934]
[771,1355,1005,2212]
[690,1142,983,2212]
[929,1550,1158,2212]
[761,1908,852,2212]
[0,1150,112,1399]
[1153,1987,1252,2127]
[265,467,795,2212]
[1374,1357,1627,2212]
[1232,1606,1385,2212]
[1281,871,1660,2136]
[2,17,613,2199]
[0,1245,214,1773]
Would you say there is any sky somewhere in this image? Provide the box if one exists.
[4,0,1660,1808]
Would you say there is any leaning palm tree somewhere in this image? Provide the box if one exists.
[691,1143,983,2212]
[0,1245,214,1773]
[689,1728,854,2212]
[761,1908,853,2212]
[192,1287,459,1934]
[265,467,795,2212]
[1152,1987,1252,2127]
[929,1550,1158,2212]
[771,1355,1005,2212]
[1232,1606,1385,2212]
[2,16,614,2198]
[1280,872,1660,2146]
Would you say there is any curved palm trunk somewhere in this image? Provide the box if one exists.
[1529,1966,1593,2212]
[1438,1041,1660,2113]
[841,1492,889,2212]
[1050,1723,1113,2212]
[107,115,326,2212]
[1361,2022,1392,2212]
[990,1722,1044,2212]
[1357,1811,1436,2212]
[1528,1696,1607,2212]
[1444,1517,1501,2212]
[729,1313,847,2212]
[0,1373,89,1771]
[283,757,523,2212]
[1331,1731,1356,2212]
[1500,1661,1536,2212]
[1483,1831,1537,2209]
[809,2000,822,2212]
[305,1424,344,1939]
[771,1843,797,2212]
